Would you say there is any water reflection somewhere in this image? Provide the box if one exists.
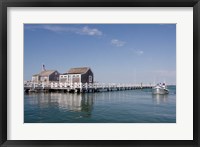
[24,88,176,123]
[25,93,94,112]
[152,94,168,104]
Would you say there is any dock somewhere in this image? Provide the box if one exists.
[24,82,153,93]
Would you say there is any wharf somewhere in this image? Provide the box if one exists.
[24,82,153,93]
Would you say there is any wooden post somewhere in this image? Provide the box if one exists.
[80,82,82,93]
[42,82,44,89]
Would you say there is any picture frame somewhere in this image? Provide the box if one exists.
[0,0,199,146]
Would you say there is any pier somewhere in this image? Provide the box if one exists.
[24,82,153,93]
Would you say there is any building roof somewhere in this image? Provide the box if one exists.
[38,70,57,76]
[67,67,90,74]
[32,74,39,76]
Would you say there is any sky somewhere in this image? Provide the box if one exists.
[24,24,176,85]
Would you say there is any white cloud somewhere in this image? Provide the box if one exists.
[25,25,103,36]
[78,26,102,36]
[135,50,144,55]
[130,49,144,55]
[111,39,126,47]
[42,25,74,32]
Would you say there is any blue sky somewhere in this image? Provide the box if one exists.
[24,24,176,85]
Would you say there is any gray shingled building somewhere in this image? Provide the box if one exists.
[32,70,60,84]
[59,67,94,84]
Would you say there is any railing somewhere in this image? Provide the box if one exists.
[24,82,152,90]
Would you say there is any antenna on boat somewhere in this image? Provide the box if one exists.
[164,79,166,84]
[153,76,156,86]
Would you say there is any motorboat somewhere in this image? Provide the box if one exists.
[152,83,169,95]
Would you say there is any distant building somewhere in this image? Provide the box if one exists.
[32,70,60,84]
[59,67,94,84]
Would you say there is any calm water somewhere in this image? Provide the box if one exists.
[24,86,176,123]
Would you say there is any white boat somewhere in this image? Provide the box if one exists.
[152,83,169,95]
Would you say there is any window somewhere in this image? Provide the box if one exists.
[89,75,92,82]
[40,77,47,81]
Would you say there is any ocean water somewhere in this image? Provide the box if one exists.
[24,86,176,123]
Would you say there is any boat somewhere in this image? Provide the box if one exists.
[152,83,169,95]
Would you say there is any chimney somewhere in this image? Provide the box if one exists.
[42,64,46,71]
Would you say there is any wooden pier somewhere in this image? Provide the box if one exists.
[24,82,153,93]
